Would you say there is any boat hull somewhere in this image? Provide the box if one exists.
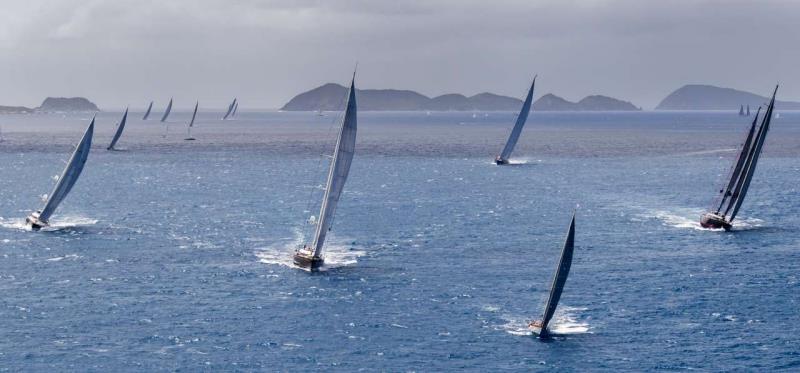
[494,157,509,165]
[528,320,549,339]
[700,213,732,230]
[25,212,47,231]
[293,251,324,270]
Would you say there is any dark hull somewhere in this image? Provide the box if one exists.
[494,158,509,165]
[25,216,45,231]
[700,213,732,231]
[293,252,324,270]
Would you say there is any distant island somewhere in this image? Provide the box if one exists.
[0,97,99,114]
[281,83,640,111]
[656,85,800,110]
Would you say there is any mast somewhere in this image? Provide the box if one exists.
[715,107,760,213]
[222,98,237,120]
[37,117,94,223]
[160,98,173,122]
[727,85,778,221]
[309,76,358,258]
[539,212,576,333]
[107,107,129,150]
[739,105,744,116]
[142,101,153,120]
[498,76,536,162]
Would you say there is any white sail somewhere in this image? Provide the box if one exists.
[142,101,153,120]
[160,98,173,122]
[37,118,94,223]
[498,76,536,162]
[310,77,358,257]
[107,107,129,150]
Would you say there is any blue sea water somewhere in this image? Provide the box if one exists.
[0,110,799,371]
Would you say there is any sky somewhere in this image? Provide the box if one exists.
[0,0,798,110]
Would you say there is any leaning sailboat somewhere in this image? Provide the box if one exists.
[700,86,778,230]
[26,117,95,230]
[142,101,154,120]
[160,98,173,122]
[185,101,198,141]
[293,75,358,270]
[107,107,129,150]
[529,212,576,338]
[222,98,237,120]
[495,76,536,165]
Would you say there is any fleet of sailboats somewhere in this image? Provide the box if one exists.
[495,76,536,165]
[185,101,198,141]
[26,117,95,230]
[293,75,358,270]
[701,86,778,230]
[107,107,129,150]
[529,212,576,338]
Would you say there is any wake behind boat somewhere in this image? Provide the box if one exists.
[700,86,778,230]
[529,212,576,338]
[26,117,95,230]
[495,76,536,165]
[293,74,358,270]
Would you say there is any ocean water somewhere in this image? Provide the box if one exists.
[0,110,799,371]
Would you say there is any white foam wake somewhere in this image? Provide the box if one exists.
[0,215,98,231]
[640,208,764,231]
[254,229,365,271]
[500,306,590,337]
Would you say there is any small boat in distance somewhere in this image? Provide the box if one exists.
[142,101,153,120]
[293,74,358,270]
[231,101,238,118]
[701,86,778,230]
[529,212,576,338]
[739,104,745,116]
[185,101,198,141]
[495,76,536,165]
[160,98,173,122]
[746,105,751,116]
[107,107,129,150]
[26,117,95,230]
[222,98,237,120]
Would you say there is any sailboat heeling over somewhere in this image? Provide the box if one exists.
[539,212,576,333]
[497,76,536,164]
[160,98,173,122]
[727,86,778,221]
[231,102,238,118]
[189,101,198,127]
[222,98,237,120]
[142,101,153,120]
[36,118,94,224]
[714,107,760,213]
[107,108,129,150]
[309,78,358,258]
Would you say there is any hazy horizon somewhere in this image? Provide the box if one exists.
[1,0,798,110]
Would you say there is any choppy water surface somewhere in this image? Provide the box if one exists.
[1,110,799,371]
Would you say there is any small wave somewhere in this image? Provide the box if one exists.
[0,215,97,231]
[46,254,82,262]
[681,148,736,156]
[254,229,365,271]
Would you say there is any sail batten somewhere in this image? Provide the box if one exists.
[107,108,129,150]
[160,98,173,122]
[142,101,153,120]
[309,78,358,258]
[539,213,575,332]
[498,77,536,162]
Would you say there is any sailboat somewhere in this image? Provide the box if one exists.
[746,105,751,116]
[107,107,129,150]
[160,98,173,122]
[26,117,94,230]
[185,101,198,141]
[293,75,358,270]
[142,101,153,120]
[222,98,237,120]
[700,86,778,230]
[739,104,745,116]
[495,76,536,165]
[231,101,238,118]
[529,212,576,338]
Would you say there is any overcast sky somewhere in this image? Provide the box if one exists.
[0,0,797,110]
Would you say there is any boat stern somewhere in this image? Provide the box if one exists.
[700,212,732,231]
[293,248,324,270]
[494,156,509,165]
[528,320,548,338]
[25,211,47,231]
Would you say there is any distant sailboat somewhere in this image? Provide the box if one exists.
[222,98,237,120]
[107,107,129,150]
[293,75,358,270]
[701,86,778,230]
[185,101,198,141]
[495,76,536,165]
[160,98,173,122]
[739,104,745,116]
[26,117,94,230]
[231,101,238,118]
[746,105,751,116]
[529,212,576,338]
[142,101,153,120]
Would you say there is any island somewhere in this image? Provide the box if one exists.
[282,83,640,111]
[0,97,99,114]
[656,84,800,110]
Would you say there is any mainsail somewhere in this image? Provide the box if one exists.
[186,101,198,139]
[107,107,129,150]
[37,118,94,223]
[714,107,760,213]
[539,213,576,333]
[231,102,238,118]
[160,98,173,122]
[497,76,536,163]
[308,77,358,258]
[222,98,237,120]
[142,101,153,120]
